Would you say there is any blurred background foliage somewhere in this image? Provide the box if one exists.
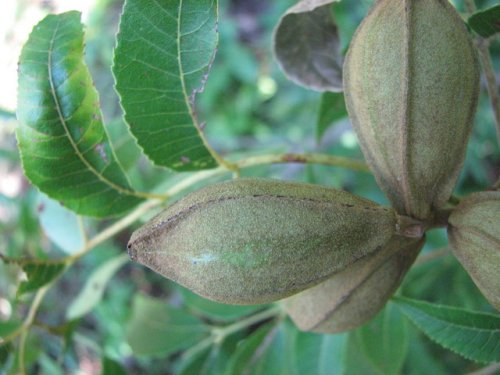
[0,0,498,373]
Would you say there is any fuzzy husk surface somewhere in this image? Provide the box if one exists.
[285,235,424,333]
[448,191,500,310]
[343,0,480,220]
[128,178,399,304]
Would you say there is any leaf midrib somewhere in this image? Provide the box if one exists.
[46,18,134,197]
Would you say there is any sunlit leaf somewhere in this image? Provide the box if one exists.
[126,294,209,357]
[468,5,500,38]
[274,0,343,92]
[16,11,142,217]
[114,0,219,171]
[66,254,129,320]
[393,297,500,363]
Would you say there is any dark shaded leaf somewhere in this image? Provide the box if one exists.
[224,323,276,375]
[179,286,264,322]
[66,254,128,320]
[273,0,343,92]
[114,0,219,171]
[468,5,500,38]
[316,92,347,142]
[0,343,12,366]
[225,320,295,375]
[177,334,243,375]
[16,12,142,217]
[393,297,500,363]
[102,357,127,375]
[126,294,210,357]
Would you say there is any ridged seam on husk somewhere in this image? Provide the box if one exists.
[343,0,480,220]
[128,178,407,304]
[285,236,424,332]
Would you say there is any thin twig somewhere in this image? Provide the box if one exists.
[181,305,283,360]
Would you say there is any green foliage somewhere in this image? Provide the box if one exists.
[66,254,128,320]
[1,0,498,373]
[0,255,66,296]
[16,11,142,217]
[468,5,500,38]
[355,303,409,375]
[393,297,500,363]
[113,0,218,171]
[316,92,347,142]
[126,294,210,357]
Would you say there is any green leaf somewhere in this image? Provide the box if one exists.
[224,323,276,375]
[179,287,264,322]
[177,334,243,375]
[106,118,143,173]
[39,354,64,375]
[126,294,210,357]
[102,357,127,375]
[1,255,66,296]
[393,297,500,364]
[37,193,85,254]
[225,320,296,375]
[316,92,347,142]
[468,5,500,38]
[293,331,347,375]
[113,0,219,171]
[0,320,22,340]
[16,11,142,218]
[19,262,65,296]
[66,254,128,320]
[0,343,12,366]
[273,0,343,92]
[343,332,382,375]
[356,303,409,375]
